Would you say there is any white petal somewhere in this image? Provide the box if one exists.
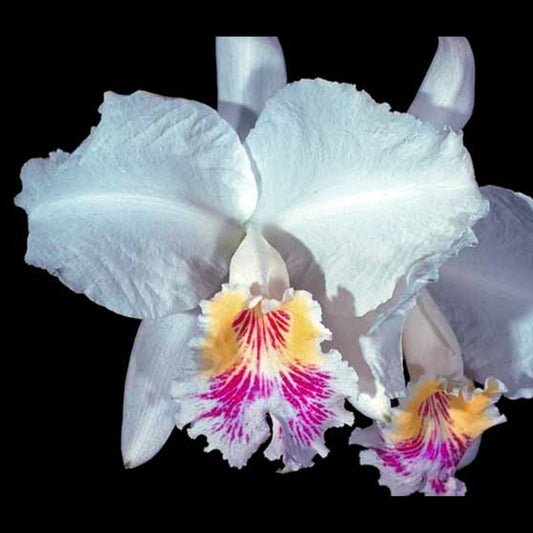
[246,79,487,402]
[408,37,475,131]
[216,37,287,141]
[402,288,464,380]
[122,310,199,468]
[430,186,533,399]
[229,225,290,300]
[16,91,257,318]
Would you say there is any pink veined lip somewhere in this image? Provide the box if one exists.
[378,391,472,484]
[196,305,335,445]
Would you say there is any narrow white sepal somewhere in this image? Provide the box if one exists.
[216,36,287,141]
[121,311,198,468]
[408,37,475,131]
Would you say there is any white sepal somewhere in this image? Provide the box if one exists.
[216,36,287,141]
[122,310,199,468]
[408,37,475,131]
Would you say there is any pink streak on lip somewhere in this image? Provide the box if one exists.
[196,306,335,447]
[377,391,471,482]
[199,362,334,446]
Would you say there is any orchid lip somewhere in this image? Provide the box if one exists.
[172,230,358,471]
[173,283,358,471]
[350,375,506,496]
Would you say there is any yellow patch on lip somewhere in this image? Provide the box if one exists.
[201,290,248,375]
[199,287,325,376]
[387,377,442,442]
[280,292,325,366]
[387,377,504,443]
[448,379,504,438]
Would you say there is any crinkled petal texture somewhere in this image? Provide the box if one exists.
[430,186,533,399]
[350,376,506,496]
[122,311,199,468]
[245,79,488,417]
[16,91,257,318]
[171,284,358,472]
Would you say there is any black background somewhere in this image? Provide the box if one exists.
[7,32,531,509]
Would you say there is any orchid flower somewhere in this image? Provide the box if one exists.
[15,37,490,473]
[349,38,533,496]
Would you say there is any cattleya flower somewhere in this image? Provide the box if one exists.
[14,37,530,483]
[350,287,508,496]
[350,39,533,495]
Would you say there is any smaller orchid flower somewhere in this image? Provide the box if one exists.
[351,288,507,496]
[350,37,532,496]
[15,37,489,472]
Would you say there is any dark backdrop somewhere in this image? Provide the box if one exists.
[7,34,531,508]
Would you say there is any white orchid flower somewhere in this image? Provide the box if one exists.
[350,38,532,496]
[15,37,489,473]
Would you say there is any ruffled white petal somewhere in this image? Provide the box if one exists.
[408,37,475,131]
[216,37,287,141]
[246,79,488,403]
[402,288,464,381]
[121,311,199,468]
[430,186,533,399]
[16,91,257,318]
[229,225,290,300]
